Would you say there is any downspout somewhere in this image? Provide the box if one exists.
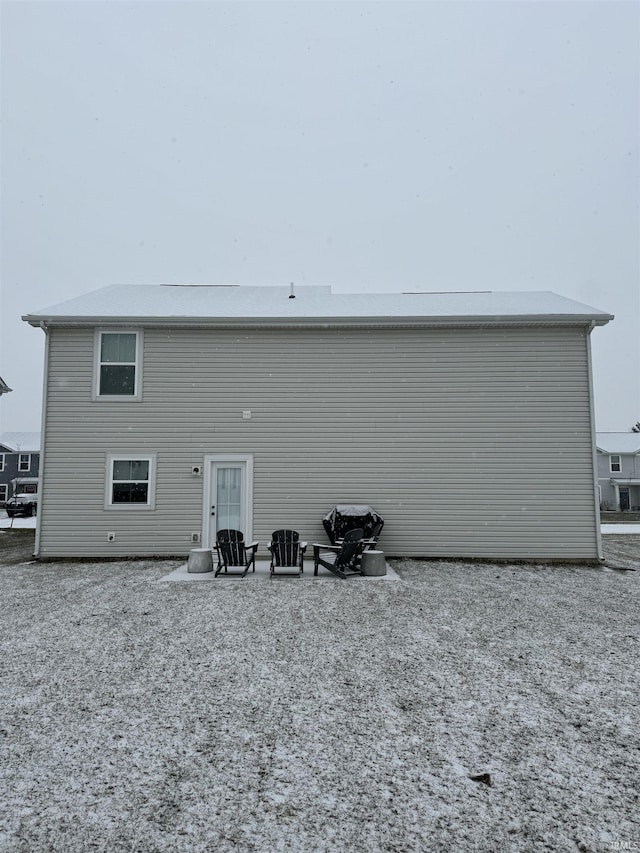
[34,321,49,558]
[586,321,604,561]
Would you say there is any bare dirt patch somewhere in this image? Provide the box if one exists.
[601,534,640,570]
[0,529,36,565]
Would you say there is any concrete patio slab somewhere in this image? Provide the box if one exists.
[160,556,400,582]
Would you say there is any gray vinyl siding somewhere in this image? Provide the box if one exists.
[37,324,599,559]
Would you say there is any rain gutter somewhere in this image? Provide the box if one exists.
[22,313,614,329]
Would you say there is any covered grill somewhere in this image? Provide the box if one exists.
[322,504,384,544]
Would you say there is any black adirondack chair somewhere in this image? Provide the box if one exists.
[214,529,258,578]
[268,529,307,578]
[313,528,365,579]
[360,520,384,553]
[335,518,383,547]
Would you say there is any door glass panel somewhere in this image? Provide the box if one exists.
[216,466,242,531]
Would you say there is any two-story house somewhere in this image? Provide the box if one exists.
[596,433,640,511]
[23,284,612,562]
[0,432,41,505]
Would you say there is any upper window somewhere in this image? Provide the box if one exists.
[18,454,31,472]
[0,454,4,472]
[106,454,156,509]
[95,330,142,400]
[610,455,622,473]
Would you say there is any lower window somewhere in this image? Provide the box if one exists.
[106,454,156,509]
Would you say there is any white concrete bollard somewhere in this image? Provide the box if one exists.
[187,548,213,573]
[361,550,387,577]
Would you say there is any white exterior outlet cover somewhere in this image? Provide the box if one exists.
[107,532,116,542]
[242,410,252,420]
[192,465,202,475]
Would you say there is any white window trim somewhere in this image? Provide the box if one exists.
[93,329,144,402]
[18,454,31,472]
[610,454,622,473]
[0,454,4,472]
[105,453,157,510]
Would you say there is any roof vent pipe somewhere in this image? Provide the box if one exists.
[289,282,295,299]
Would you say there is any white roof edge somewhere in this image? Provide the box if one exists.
[21,285,614,327]
[23,312,612,328]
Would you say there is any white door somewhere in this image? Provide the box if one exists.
[204,455,253,546]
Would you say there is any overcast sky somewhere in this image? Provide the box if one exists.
[1,0,638,434]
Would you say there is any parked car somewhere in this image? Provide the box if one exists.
[5,493,38,517]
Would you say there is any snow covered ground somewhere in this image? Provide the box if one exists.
[0,514,36,529]
[0,530,638,852]
[601,523,640,534]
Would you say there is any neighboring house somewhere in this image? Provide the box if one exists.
[0,432,41,506]
[23,284,612,561]
[596,433,640,511]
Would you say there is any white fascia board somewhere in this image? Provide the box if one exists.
[23,313,612,329]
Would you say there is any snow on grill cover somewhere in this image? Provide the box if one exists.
[322,504,384,544]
